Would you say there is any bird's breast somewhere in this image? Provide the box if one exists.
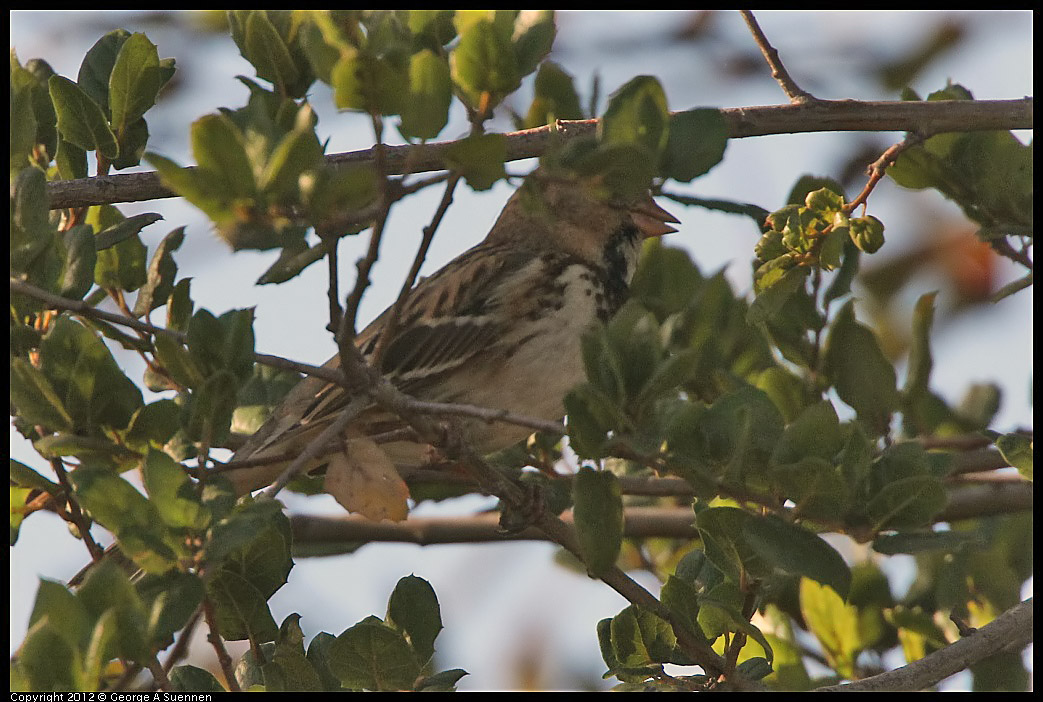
[432,260,621,454]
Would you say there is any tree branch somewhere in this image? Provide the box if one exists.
[739,10,818,103]
[43,99,1033,210]
[288,477,1032,549]
[814,597,1033,692]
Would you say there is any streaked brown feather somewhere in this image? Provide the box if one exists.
[223,168,679,497]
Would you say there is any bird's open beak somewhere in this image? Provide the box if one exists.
[629,197,680,239]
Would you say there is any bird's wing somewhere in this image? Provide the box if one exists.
[233,240,527,461]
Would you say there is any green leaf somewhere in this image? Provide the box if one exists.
[58,225,97,300]
[191,114,257,198]
[18,617,79,691]
[87,207,160,250]
[90,206,151,292]
[572,467,624,577]
[32,434,138,470]
[258,119,323,199]
[10,459,61,493]
[770,457,850,523]
[660,575,704,639]
[609,605,678,668]
[444,132,506,190]
[68,466,178,574]
[995,433,1032,480]
[108,32,164,133]
[695,507,767,582]
[799,577,860,679]
[185,308,223,374]
[332,51,408,116]
[81,609,119,690]
[662,108,728,182]
[450,17,519,110]
[147,151,233,224]
[329,621,422,691]
[748,265,808,326]
[386,575,443,665]
[137,570,205,643]
[903,291,937,408]
[599,75,670,158]
[169,665,226,693]
[512,10,556,77]
[55,134,88,179]
[38,316,143,431]
[744,514,852,598]
[232,364,303,435]
[182,370,239,445]
[244,11,302,97]
[132,226,185,316]
[307,632,347,692]
[204,499,292,598]
[257,614,324,692]
[153,333,205,389]
[28,579,90,650]
[771,401,843,465]
[11,53,57,166]
[142,449,210,530]
[48,75,118,158]
[300,163,378,222]
[77,29,131,114]
[849,215,885,254]
[822,300,898,435]
[206,569,279,643]
[123,400,179,451]
[563,385,619,459]
[415,668,469,692]
[398,49,452,140]
[166,277,194,332]
[76,558,150,661]
[255,239,327,285]
[865,475,946,531]
[10,358,76,431]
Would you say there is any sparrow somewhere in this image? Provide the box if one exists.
[221,167,679,518]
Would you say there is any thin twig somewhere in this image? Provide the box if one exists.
[318,229,343,336]
[739,10,817,104]
[144,657,172,692]
[202,596,241,692]
[370,172,463,369]
[404,399,565,435]
[259,396,369,500]
[43,99,1033,209]
[340,116,391,341]
[162,605,205,674]
[845,132,925,213]
[814,598,1033,692]
[49,458,105,562]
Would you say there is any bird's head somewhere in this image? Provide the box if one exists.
[487,167,679,271]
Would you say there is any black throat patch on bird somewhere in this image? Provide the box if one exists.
[595,223,640,321]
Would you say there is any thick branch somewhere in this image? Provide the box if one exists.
[290,506,707,546]
[289,477,1032,548]
[43,99,1033,209]
[814,597,1033,692]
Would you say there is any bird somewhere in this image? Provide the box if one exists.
[221,166,679,519]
